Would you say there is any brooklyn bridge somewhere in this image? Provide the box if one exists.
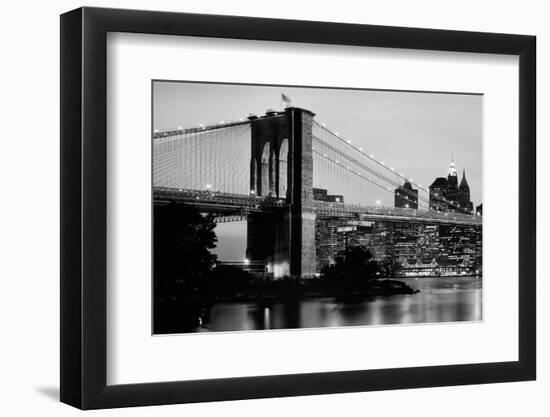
[153,107,482,278]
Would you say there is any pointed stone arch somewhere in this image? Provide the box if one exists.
[260,142,271,196]
[250,157,258,195]
[270,150,277,196]
[278,139,289,198]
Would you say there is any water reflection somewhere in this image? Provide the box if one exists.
[192,276,482,333]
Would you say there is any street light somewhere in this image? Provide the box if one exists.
[206,184,212,190]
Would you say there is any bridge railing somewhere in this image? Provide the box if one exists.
[314,201,482,225]
[153,186,287,209]
[154,187,482,226]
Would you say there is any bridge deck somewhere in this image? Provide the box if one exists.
[313,201,481,226]
[153,187,482,226]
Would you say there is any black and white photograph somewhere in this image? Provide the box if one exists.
[152,81,483,334]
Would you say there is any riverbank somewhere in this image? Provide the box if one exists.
[397,274,482,279]
[154,278,419,333]
[160,278,419,304]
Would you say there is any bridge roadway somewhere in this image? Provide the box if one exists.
[153,187,482,227]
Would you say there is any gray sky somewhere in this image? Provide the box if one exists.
[153,81,483,260]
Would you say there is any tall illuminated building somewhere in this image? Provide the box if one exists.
[429,157,474,214]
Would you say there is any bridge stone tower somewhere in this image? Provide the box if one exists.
[246,107,317,279]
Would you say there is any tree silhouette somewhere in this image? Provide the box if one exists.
[154,203,217,297]
[322,247,381,280]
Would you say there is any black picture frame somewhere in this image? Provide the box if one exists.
[60,6,536,410]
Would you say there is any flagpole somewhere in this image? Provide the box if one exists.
[281,93,291,110]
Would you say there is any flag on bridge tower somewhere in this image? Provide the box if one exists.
[281,93,292,110]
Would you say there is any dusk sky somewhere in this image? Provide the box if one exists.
[153,81,483,260]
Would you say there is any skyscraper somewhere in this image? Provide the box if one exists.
[457,169,474,213]
[429,157,474,214]
[429,177,448,211]
[394,181,418,209]
[445,156,459,203]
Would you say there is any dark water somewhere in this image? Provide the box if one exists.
[191,276,482,333]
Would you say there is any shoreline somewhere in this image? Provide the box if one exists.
[398,275,482,279]
[154,276,482,334]
[156,276,483,307]
[156,278,420,305]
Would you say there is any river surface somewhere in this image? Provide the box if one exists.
[192,276,482,333]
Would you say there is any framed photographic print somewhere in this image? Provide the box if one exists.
[60,7,536,409]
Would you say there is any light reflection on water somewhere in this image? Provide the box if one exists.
[194,276,482,333]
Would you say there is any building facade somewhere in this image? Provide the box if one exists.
[394,181,419,209]
[313,187,344,203]
[476,203,483,216]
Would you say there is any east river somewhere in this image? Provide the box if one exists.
[190,276,482,332]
